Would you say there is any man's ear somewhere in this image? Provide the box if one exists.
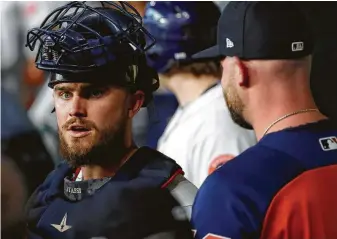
[128,90,145,118]
[233,57,249,88]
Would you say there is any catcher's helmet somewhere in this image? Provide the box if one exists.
[143,1,220,73]
[26,1,159,106]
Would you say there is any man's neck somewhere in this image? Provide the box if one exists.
[167,73,218,107]
[81,147,138,180]
[252,103,327,141]
[246,60,327,140]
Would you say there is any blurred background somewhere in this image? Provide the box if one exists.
[1,1,337,230]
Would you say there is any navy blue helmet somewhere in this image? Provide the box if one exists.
[26,1,159,106]
[143,2,220,73]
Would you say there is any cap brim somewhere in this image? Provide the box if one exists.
[192,45,223,60]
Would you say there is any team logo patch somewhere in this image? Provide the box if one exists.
[319,136,337,151]
[208,154,235,175]
[51,213,72,232]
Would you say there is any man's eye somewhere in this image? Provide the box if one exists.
[90,89,104,98]
[60,92,71,99]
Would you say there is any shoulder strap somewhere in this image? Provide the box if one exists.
[114,147,183,187]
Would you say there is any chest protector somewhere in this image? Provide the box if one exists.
[26,147,185,239]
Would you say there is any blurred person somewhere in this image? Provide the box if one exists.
[1,155,27,239]
[1,1,66,108]
[0,2,67,164]
[144,1,256,188]
[25,2,196,238]
[191,2,337,239]
[146,87,179,149]
[1,88,54,195]
[1,1,25,101]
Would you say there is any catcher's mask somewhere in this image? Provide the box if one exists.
[26,1,159,107]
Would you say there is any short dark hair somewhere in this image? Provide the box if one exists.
[165,61,222,79]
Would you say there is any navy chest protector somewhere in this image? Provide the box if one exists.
[26,147,188,239]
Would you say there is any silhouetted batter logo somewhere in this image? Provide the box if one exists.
[319,136,337,151]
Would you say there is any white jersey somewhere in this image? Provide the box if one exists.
[158,84,257,188]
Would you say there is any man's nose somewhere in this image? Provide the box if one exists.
[69,96,87,118]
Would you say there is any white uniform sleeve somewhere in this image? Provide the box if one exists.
[190,130,256,188]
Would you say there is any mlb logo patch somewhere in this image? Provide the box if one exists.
[319,136,337,151]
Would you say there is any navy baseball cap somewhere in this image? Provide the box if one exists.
[193,1,314,60]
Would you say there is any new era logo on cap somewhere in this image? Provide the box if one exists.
[226,38,234,48]
[291,42,304,52]
[192,2,313,60]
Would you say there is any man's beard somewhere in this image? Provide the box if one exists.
[223,82,253,130]
[59,117,128,168]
